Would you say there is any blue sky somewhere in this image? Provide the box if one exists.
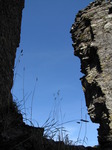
[12,0,99,146]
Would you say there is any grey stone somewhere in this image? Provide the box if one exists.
[71,0,112,148]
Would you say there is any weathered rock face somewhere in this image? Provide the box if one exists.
[0,1,90,150]
[70,0,112,148]
[0,0,24,140]
[0,1,43,149]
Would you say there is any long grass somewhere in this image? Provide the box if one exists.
[12,52,89,147]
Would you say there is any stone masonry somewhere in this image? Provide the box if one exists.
[0,1,89,150]
[0,0,25,147]
[1,0,112,149]
[70,0,112,149]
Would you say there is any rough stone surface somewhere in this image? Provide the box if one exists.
[0,0,92,150]
[0,0,24,134]
[0,1,47,150]
[70,0,112,149]
[1,0,111,149]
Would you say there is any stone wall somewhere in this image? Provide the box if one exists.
[0,0,24,138]
[1,0,112,149]
[70,0,112,149]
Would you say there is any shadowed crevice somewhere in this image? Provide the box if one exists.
[80,78,105,107]
[80,46,102,74]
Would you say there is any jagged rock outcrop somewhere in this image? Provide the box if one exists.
[0,0,93,150]
[2,0,112,149]
[71,0,112,149]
